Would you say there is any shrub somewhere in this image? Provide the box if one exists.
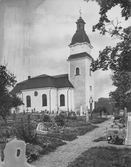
[15,121,37,144]
[43,115,51,122]
[26,144,43,163]
[54,114,65,126]
[67,111,77,120]
[90,117,108,124]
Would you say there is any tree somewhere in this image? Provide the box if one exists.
[0,65,16,94]
[84,0,131,110]
[109,71,131,111]
[11,94,23,113]
[0,65,23,122]
[95,98,115,115]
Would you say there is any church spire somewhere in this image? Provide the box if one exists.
[76,10,85,31]
[79,8,82,17]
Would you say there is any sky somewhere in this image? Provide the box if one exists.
[0,0,130,100]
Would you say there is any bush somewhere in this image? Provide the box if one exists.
[90,117,108,124]
[15,121,37,144]
[43,115,51,122]
[26,144,43,163]
[67,112,77,120]
[54,114,65,126]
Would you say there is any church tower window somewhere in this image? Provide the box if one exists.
[89,68,92,76]
[26,95,31,107]
[76,67,80,75]
[60,94,65,106]
[42,94,47,106]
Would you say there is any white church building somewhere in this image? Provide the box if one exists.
[11,16,94,114]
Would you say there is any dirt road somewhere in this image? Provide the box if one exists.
[32,119,113,167]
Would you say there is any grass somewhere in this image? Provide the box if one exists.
[0,115,108,163]
[68,147,131,167]
[0,117,98,163]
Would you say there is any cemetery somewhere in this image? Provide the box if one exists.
[0,110,131,167]
[0,111,101,163]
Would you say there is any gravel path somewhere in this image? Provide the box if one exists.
[32,119,114,167]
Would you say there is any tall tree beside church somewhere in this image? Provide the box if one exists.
[84,0,131,110]
[95,97,115,114]
[0,65,23,122]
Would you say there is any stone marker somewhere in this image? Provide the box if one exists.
[80,105,83,116]
[0,138,35,167]
[125,112,131,145]
[86,106,89,122]
[36,122,48,135]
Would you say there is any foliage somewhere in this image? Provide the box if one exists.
[90,117,108,124]
[15,120,37,144]
[85,0,131,36]
[54,114,65,126]
[95,98,115,114]
[110,71,131,111]
[11,94,23,111]
[68,146,131,167]
[0,65,16,95]
[84,0,131,110]
[43,114,51,122]
[92,107,107,117]
[47,131,78,141]
[76,124,98,136]
[26,144,43,163]
[91,27,131,72]
[0,94,13,122]
[67,111,77,120]
[0,65,23,122]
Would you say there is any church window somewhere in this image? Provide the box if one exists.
[26,95,31,107]
[42,94,47,106]
[34,91,38,96]
[76,67,80,75]
[89,68,92,76]
[60,94,65,106]
[90,86,92,91]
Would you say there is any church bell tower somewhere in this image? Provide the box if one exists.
[67,16,94,114]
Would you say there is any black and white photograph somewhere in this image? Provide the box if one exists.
[0,0,131,167]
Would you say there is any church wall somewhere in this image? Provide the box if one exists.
[57,88,74,112]
[50,88,58,113]
[57,88,68,111]
[68,88,74,111]
[21,88,55,112]
[70,43,91,55]
[85,58,94,111]
[69,58,86,112]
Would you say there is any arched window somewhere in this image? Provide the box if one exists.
[42,94,47,106]
[60,94,65,106]
[89,68,92,76]
[76,67,80,75]
[26,96,31,107]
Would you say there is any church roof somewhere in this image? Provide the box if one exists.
[68,52,93,61]
[70,17,91,45]
[70,30,90,45]
[10,74,73,94]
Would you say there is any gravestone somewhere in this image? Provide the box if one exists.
[125,112,131,145]
[86,106,89,122]
[0,138,35,167]
[80,105,83,116]
[36,122,48,135]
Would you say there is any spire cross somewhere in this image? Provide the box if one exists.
[79,8,82,17]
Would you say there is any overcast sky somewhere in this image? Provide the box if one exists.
[0,0,130,100]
